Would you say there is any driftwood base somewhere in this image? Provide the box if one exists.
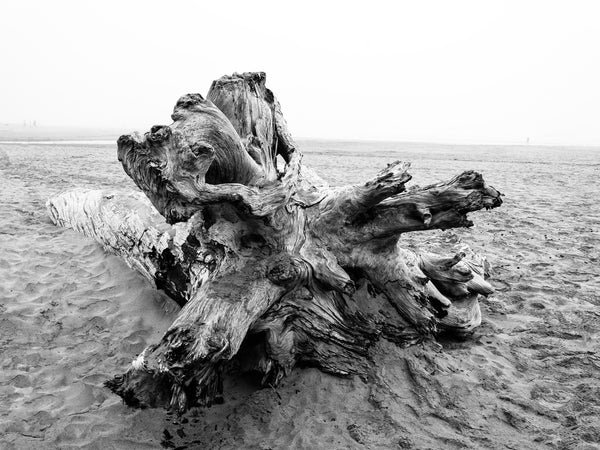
[47,72,502,411]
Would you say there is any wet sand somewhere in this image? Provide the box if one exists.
[0,141,599,449]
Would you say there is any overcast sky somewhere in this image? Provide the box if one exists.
[1,1,599,144]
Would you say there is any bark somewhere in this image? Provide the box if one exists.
[47,71,503,411]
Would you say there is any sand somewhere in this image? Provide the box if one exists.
[0,140,599,449]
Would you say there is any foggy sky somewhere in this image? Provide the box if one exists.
[1,0,599,145]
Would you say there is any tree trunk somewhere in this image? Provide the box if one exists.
[47,72,502,411]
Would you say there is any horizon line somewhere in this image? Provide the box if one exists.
[1,123,599,148]
[2,137,599,149]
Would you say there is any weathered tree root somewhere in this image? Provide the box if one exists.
[47,72,502,411]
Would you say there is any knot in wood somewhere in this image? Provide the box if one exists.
[266,254,308,287]
[147,125,172,144]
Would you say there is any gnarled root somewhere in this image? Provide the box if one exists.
[47,71,503,411]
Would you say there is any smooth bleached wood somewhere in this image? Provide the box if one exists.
[47,189,201,306]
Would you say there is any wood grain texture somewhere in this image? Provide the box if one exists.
[47,72,503,411]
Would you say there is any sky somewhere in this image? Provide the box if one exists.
[1,1,599,145]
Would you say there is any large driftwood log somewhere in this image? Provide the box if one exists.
[47,72,502,411]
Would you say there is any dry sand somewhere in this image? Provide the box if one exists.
[0,140,599,449]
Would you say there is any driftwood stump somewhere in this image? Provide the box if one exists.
[47,72,502,412]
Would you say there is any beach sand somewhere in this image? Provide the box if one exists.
[0,140,599,449]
